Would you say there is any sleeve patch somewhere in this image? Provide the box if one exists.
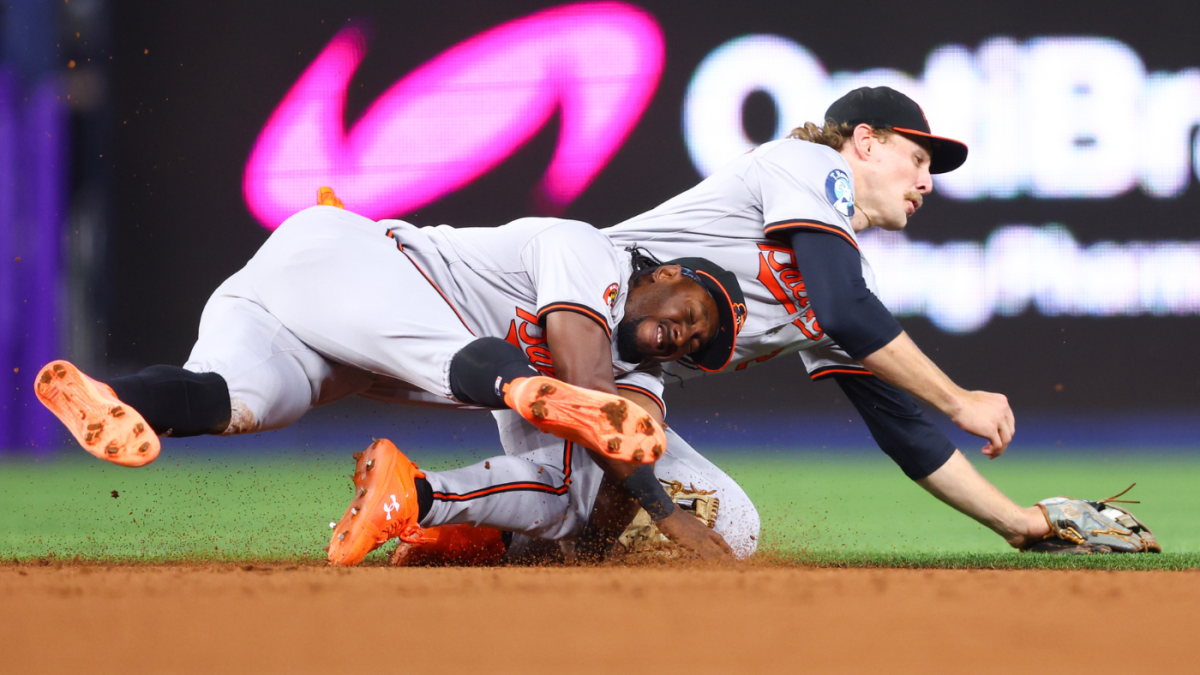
[604,283,620,309]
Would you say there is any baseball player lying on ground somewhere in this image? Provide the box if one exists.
[376,86,1159,562]
[34,201,753,563]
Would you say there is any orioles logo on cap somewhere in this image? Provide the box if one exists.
[604,283,619,309]
[733,303,747,333]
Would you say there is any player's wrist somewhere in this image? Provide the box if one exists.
[622,464,676,521]
[933,384,969,418]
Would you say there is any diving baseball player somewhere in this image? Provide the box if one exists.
[592,86,1055,552]
[35,200,749,563]
[390,86,1063,563]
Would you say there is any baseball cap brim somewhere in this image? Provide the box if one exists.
[660,256,745,373]
[893,128,968,174]
[689,269,738,372]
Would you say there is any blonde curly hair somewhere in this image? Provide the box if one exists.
[787,120,894,150]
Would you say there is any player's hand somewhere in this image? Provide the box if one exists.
[949,390,1015,458]
[655,507,734,561]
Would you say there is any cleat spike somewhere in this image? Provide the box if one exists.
[105,441,120,455]
[529,401,547,419]
[134,422,145,434]
[86,423,103,431]
[111,406,125,418]
[138,442,150,453]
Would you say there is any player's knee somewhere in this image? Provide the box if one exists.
[449,337,537,408]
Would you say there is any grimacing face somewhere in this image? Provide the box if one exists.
[615,265,720,364]
[852,128,933,232]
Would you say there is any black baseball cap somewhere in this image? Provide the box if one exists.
[663,256,747,373]
[825,86,968,174]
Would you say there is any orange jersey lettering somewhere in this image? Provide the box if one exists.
[755,242,823,340]
[504,307,556,377]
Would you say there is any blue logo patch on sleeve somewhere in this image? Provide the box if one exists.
[825,169,854,218]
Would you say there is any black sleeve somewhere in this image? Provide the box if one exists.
[833,373,956,481]
[788,230,902,360]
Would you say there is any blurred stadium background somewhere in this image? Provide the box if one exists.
[2,0,1197,556]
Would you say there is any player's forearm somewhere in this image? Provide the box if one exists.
[543,311,619,395]
[916,450,1048,547]
[858,332,966,418]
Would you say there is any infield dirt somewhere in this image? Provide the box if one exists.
[1,563,1195,674]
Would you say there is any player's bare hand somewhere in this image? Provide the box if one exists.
[949,390,1015,459]
[655,508,734,561]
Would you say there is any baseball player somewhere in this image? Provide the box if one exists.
[35,199,749,563]
[592,85,1054,551]
[390,86,1065,563]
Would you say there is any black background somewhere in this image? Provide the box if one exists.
[105,0,1200,413]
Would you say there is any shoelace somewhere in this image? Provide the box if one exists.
[1098,483,1140,504]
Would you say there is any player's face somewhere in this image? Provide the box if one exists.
[617,266,720,364]
[855,132,933,231]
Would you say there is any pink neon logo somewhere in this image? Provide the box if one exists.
[243,2,664,229]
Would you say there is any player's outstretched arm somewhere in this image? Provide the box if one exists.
[916,450,1050,548]
[859,333,1014,457]
[789,230,1014,457]
[831,373,1046,547]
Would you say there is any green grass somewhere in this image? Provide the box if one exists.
[718,452,1200,555]
[2,448,1198,569]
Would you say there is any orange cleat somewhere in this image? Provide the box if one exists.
[327,439,428,566]
[317,186,344,209]
[391,524,507,567]
[503,376,665,465]
[34,360,160,467]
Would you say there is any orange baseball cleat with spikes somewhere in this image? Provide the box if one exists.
[34,360,160,467]
[327,439,428,566]
[503,376,665,464]
[390,524,507,566]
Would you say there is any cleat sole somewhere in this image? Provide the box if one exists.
[33,360,160,467]
[504,376,665,465]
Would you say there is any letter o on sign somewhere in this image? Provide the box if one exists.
[683,35,829,177]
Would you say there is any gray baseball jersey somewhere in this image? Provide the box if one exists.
[184,206,664,433]
[605,138,877,383]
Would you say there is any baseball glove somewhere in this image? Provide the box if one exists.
[614,479,720,559]
[1023,484,1161,554]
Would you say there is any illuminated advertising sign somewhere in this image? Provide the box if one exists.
[684,35,1200,200]
[244,13,1200,332]
[109,1,1200,408]
[244,3,663,229]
